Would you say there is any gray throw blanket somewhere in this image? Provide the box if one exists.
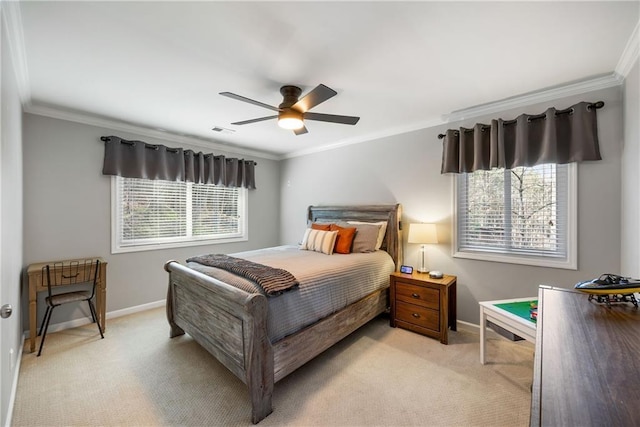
[186,254,299,297]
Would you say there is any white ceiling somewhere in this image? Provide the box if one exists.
[10,1,640,158]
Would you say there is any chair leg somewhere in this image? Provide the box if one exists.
[87,300,104,339]
[88,301,97,324]
[38,306,51,337]
[37,306,55,357]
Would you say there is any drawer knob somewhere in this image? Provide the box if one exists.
[411,293,420,299]
[412,313,420,318]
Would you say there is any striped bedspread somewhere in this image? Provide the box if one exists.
[187,245,395,342]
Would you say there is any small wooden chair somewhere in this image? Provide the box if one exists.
[37,259,104,356]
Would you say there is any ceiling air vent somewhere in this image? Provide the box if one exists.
[211,126,235,134]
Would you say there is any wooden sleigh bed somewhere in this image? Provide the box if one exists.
[164,204,402,423]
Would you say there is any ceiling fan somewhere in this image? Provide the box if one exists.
[219,84,360,135]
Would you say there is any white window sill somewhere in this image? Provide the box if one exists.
[453,249,577,270]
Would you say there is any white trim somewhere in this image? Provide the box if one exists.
[457,319,505,339]
[22,299,166,339]
[3,335,23,427]
[444,73,622,123]
[106,299,166,320]
[616,20,640,78]
[9,68,630,165]
[21,72,625,163]
[110,176,119,255]
[451,174,460,262]
[568,162,578,269]
[113,234,249,254]
[456,319,479,330]
[452,163,577,270]
[3,0,633,162]
[0,1,30,106]
[23,72,626,162]
[1,0,634,162]
[284,117,445,159]
[285,73,624,159]
[453,250,576,270]
[110,177,248,254]
[27,103,280,160]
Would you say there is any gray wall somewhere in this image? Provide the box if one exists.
[280,86,623,324]
[18,76,634,328]
[1,8,24,426]
[22,114,281,326]
[621,58,640,277]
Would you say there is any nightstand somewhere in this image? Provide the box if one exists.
[389,272,457,344]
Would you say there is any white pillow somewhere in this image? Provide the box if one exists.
[348,221,388,250]
[300,229,338,255]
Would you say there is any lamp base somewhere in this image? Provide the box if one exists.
[417,244,429,274]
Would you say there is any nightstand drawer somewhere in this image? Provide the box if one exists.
[396,301,439,332]
[395,282,439,310]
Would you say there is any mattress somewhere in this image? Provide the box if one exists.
[187,245,395,342]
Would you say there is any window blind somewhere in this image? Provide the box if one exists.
[115,177,245,250]
[457,164,569,259]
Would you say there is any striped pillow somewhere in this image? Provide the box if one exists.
[300,229,338,255]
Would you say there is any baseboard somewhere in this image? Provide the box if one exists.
[106,299,166,320]
[4,335,24,427]
[456,319,480,331]
[457,319,503,339]
[23,299,166,338]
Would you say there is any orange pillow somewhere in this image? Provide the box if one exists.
[329,224,357,254]
[311,223,331,231]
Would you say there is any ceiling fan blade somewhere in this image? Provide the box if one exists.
[304,112,360,125]
[291,84,337,112]
[231,115,278,125]
[220,92,280,112]
[293,125,308,136]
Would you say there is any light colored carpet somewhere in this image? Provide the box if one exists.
[12,307,534,426]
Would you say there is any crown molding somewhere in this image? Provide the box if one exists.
[2,0,277,161]
[25,103,281,161]
[616,19,640,78]
[5,1,634,162]
[284,117,445,159]
[285,73,623,159]
[443,73,623,123]
[1,0,31,106]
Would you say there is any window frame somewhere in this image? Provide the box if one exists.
[452,163,577,270]
[111,176,248,254]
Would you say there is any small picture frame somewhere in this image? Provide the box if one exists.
[400,265,413,274]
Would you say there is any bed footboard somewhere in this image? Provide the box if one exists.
[163,204,401,423]
[164,260,274,424]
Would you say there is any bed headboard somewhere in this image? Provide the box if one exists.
[307,204,403,270]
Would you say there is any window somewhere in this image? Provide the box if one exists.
[454,163,576,269]
[111,176,247,253]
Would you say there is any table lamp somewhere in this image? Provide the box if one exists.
[408,223,438,273]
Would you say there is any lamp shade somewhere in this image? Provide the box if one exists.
[408,223,438,244]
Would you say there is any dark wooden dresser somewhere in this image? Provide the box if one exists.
[531,286,640,426]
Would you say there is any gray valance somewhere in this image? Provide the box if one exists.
[439,101,603,174]
[101,136,256,189]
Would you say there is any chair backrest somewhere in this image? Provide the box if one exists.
[42,259,101,298]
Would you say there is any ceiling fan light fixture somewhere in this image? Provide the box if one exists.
[221,84,359,135]
[278,110,304,130]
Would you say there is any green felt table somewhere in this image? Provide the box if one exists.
[479,297,538,364]
[493,300,537,323]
